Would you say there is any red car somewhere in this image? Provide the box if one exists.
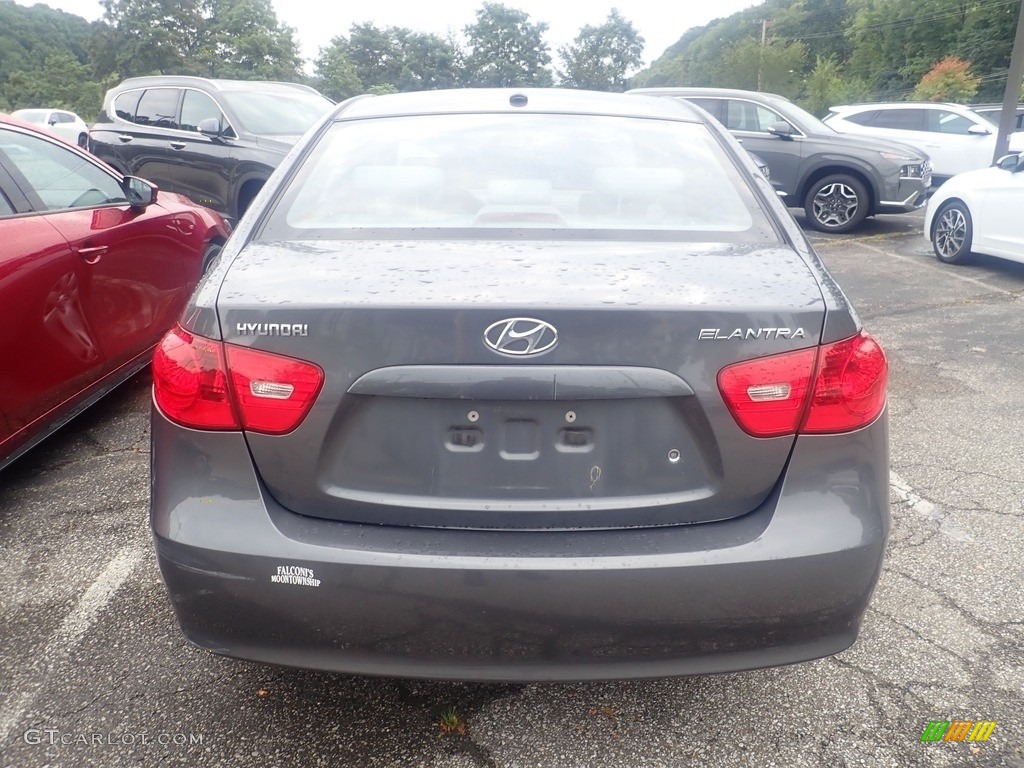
[0,114,230,471]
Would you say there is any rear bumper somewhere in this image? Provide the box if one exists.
[150,407,889,681]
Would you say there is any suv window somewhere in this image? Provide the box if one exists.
[685,98,724,122]
[725,100,790,133]
[114,90,144,122]
[0,129,126,210]
[219,90,333,135]
[870,109,925,131]
[927,110,975,135]
[843,110,878,126]
[135,89,181,129]
[180,90,227,133]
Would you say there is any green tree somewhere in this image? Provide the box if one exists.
[912,56,980,103]
[773,0,854,65]
[0,2,102,114]
[463,2,553,87]
[96,0,197,77]
[800,54,871,116]
[954,1,1021,101]
[343,23,408,91]
[401,32,462,91]
[558,9,644,91]
[710,37,807,98]
[200,0,302,79]
[314,38,363,101]
[846,0,972,99]
[315,25,461,97]
[4,53,103,118]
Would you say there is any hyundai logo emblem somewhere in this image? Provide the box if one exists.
[483,318,558,357]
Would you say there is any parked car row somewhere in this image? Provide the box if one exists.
[3,81,1022,684]
[824,101,1024,182]
[630,87,933,234]
[89,77,335,222]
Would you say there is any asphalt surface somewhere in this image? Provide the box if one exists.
[1,210,1022,768]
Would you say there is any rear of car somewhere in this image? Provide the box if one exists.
[149,89,889,681]
[11,108,89,147]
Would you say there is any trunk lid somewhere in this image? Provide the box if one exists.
[216,239,826,529]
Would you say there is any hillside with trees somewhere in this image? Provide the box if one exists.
[633,0,1024,114]
[0,0,1021,121]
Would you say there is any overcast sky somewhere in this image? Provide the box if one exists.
[14,0,764,69]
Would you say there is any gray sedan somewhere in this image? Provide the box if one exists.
[149,89,890,681]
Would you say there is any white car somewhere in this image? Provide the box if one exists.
[825,102,1024,181]
[924,152,1024,265]
[10,108,90,148]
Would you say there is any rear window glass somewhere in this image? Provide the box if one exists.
[261,113,776,242]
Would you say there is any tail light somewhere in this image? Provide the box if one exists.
[153,326,323,435]
[718,330,887,437]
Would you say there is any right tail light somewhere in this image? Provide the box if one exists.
[718,330,887,437]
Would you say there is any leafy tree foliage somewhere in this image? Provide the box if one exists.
[200,0,302,79]
[94,0,300,80]
[463,3,553,87]
[4,53,103,118]
[314,24,460,98]
[558,9,644,91]
[802,55,870,116]
[96,0,196,77]
[0,3,100,114]
[314,37,363,101]
[709,37,807,98]
[633,0,1023,114]
[912,56,980,102]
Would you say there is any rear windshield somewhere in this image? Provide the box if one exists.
[259,113,777,242]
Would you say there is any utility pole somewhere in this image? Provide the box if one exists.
[993,0,1024,161]
[756,19,773,91]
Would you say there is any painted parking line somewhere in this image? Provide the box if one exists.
[0,544,144,746]
[852,241,1022,297]
[890,471,972,542]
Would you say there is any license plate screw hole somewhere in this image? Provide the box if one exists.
[467,410,479,423]
[668,449,681,463]
[565,411,576,423]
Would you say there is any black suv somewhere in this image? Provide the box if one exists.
[629,87,931,233]
[90,77,334,221]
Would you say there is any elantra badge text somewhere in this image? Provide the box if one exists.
[699,327,806,340]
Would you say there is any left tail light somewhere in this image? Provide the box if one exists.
[153,326,323,435]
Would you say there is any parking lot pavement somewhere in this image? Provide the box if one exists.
[1,215,1022,768]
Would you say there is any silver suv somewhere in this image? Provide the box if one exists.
[630,87,931,233]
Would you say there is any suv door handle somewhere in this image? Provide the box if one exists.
[77,245,109,264]
[169,141,186,150]
[117,134,133,143]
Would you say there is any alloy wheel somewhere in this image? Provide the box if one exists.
[934,207,967,260]
[812,182,860,228]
